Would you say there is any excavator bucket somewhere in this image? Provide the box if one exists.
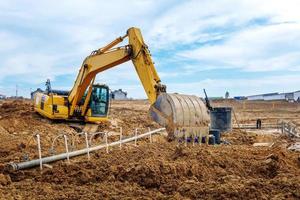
[150,93,210,139]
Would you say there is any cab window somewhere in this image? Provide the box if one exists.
[90,86,109,116]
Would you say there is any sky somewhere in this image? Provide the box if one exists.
[1,0,300,98]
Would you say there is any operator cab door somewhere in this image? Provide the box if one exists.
[90,85,109,117]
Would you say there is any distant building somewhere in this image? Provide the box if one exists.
[0,94,6,99]
[234,96,246,100]
[31,88,44,99]
[247,92,296,101]
[284,92,294,102]
[7,96,24,99]
[247,93,270,101]
[110,89,127,100]
[263,93,286,101]
[247,92,285,101]
[294,91,300,102]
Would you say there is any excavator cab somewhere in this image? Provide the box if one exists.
[89,84,109,117]
[77,84,110,123]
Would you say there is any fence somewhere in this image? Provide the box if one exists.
[279,120,300,138]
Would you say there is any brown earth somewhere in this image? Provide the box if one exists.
[0,99,299,199]
[212,99,300,124]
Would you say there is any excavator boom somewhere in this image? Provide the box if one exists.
[68,28,166,116]
[68,46,131,116]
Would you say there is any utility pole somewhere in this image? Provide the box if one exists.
[16,84,18,97]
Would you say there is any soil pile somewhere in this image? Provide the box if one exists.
[0,99,299,199]
[1,142,299,199]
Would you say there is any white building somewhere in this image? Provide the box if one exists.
[294,91,300,102]
[247,94,264,100]
[31,88,44,99]
[247,91,297,101]
[285,92,294,102]
[110,89,127,100]
[0,94,6,99]
[247,93,272,101]
[263,93,286,101]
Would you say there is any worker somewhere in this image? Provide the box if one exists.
[256,119,262,129]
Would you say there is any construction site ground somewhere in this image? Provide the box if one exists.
[0,99,299,199]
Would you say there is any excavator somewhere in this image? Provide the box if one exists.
[34,27,209,138]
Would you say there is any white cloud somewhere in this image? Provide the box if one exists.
[149,0,300,48]
[1,0,300,98]
[0,52,77,83]
[94,62,141,84]
[0,31,27,52]
[179,23,300,72]
[0,0,167,87]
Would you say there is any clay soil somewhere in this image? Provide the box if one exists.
[0,99,299,199]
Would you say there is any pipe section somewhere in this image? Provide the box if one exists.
[8,128,165,171]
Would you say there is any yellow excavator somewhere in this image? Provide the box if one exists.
[34,27,209,137]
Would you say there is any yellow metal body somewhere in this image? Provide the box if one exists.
[34,93,69,120]
[34,27,165,123]
[33,87,109,123]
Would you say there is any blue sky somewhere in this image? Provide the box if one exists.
[1,0,300,98]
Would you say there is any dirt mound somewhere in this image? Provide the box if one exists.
[222,129,257,145]
[0,99,300,199]
[0,100,160,164]
[2,142,300,199]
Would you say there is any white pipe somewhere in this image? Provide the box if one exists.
[184,130,187,147]
[148,127,152,143]
[36,134,42,171]
[105,132,109,153]
[9,128,165,171]
[64,135,70,163]
[119,127,122,150]
[199,132,202,146]
[135,128,138,146]
[84,132,90,160]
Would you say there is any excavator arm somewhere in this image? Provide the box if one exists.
[127,28,166,104]
[68,27,166,116]
[68,46,131,116]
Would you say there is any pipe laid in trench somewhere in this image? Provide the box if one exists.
[8,128,166,171]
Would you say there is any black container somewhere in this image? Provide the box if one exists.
[208,135,215,145]
[210,107,232,132]
[209,129,221,144]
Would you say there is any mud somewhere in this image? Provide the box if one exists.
[0,99,299,199]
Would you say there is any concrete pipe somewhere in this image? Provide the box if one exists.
[150,93,210,139]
